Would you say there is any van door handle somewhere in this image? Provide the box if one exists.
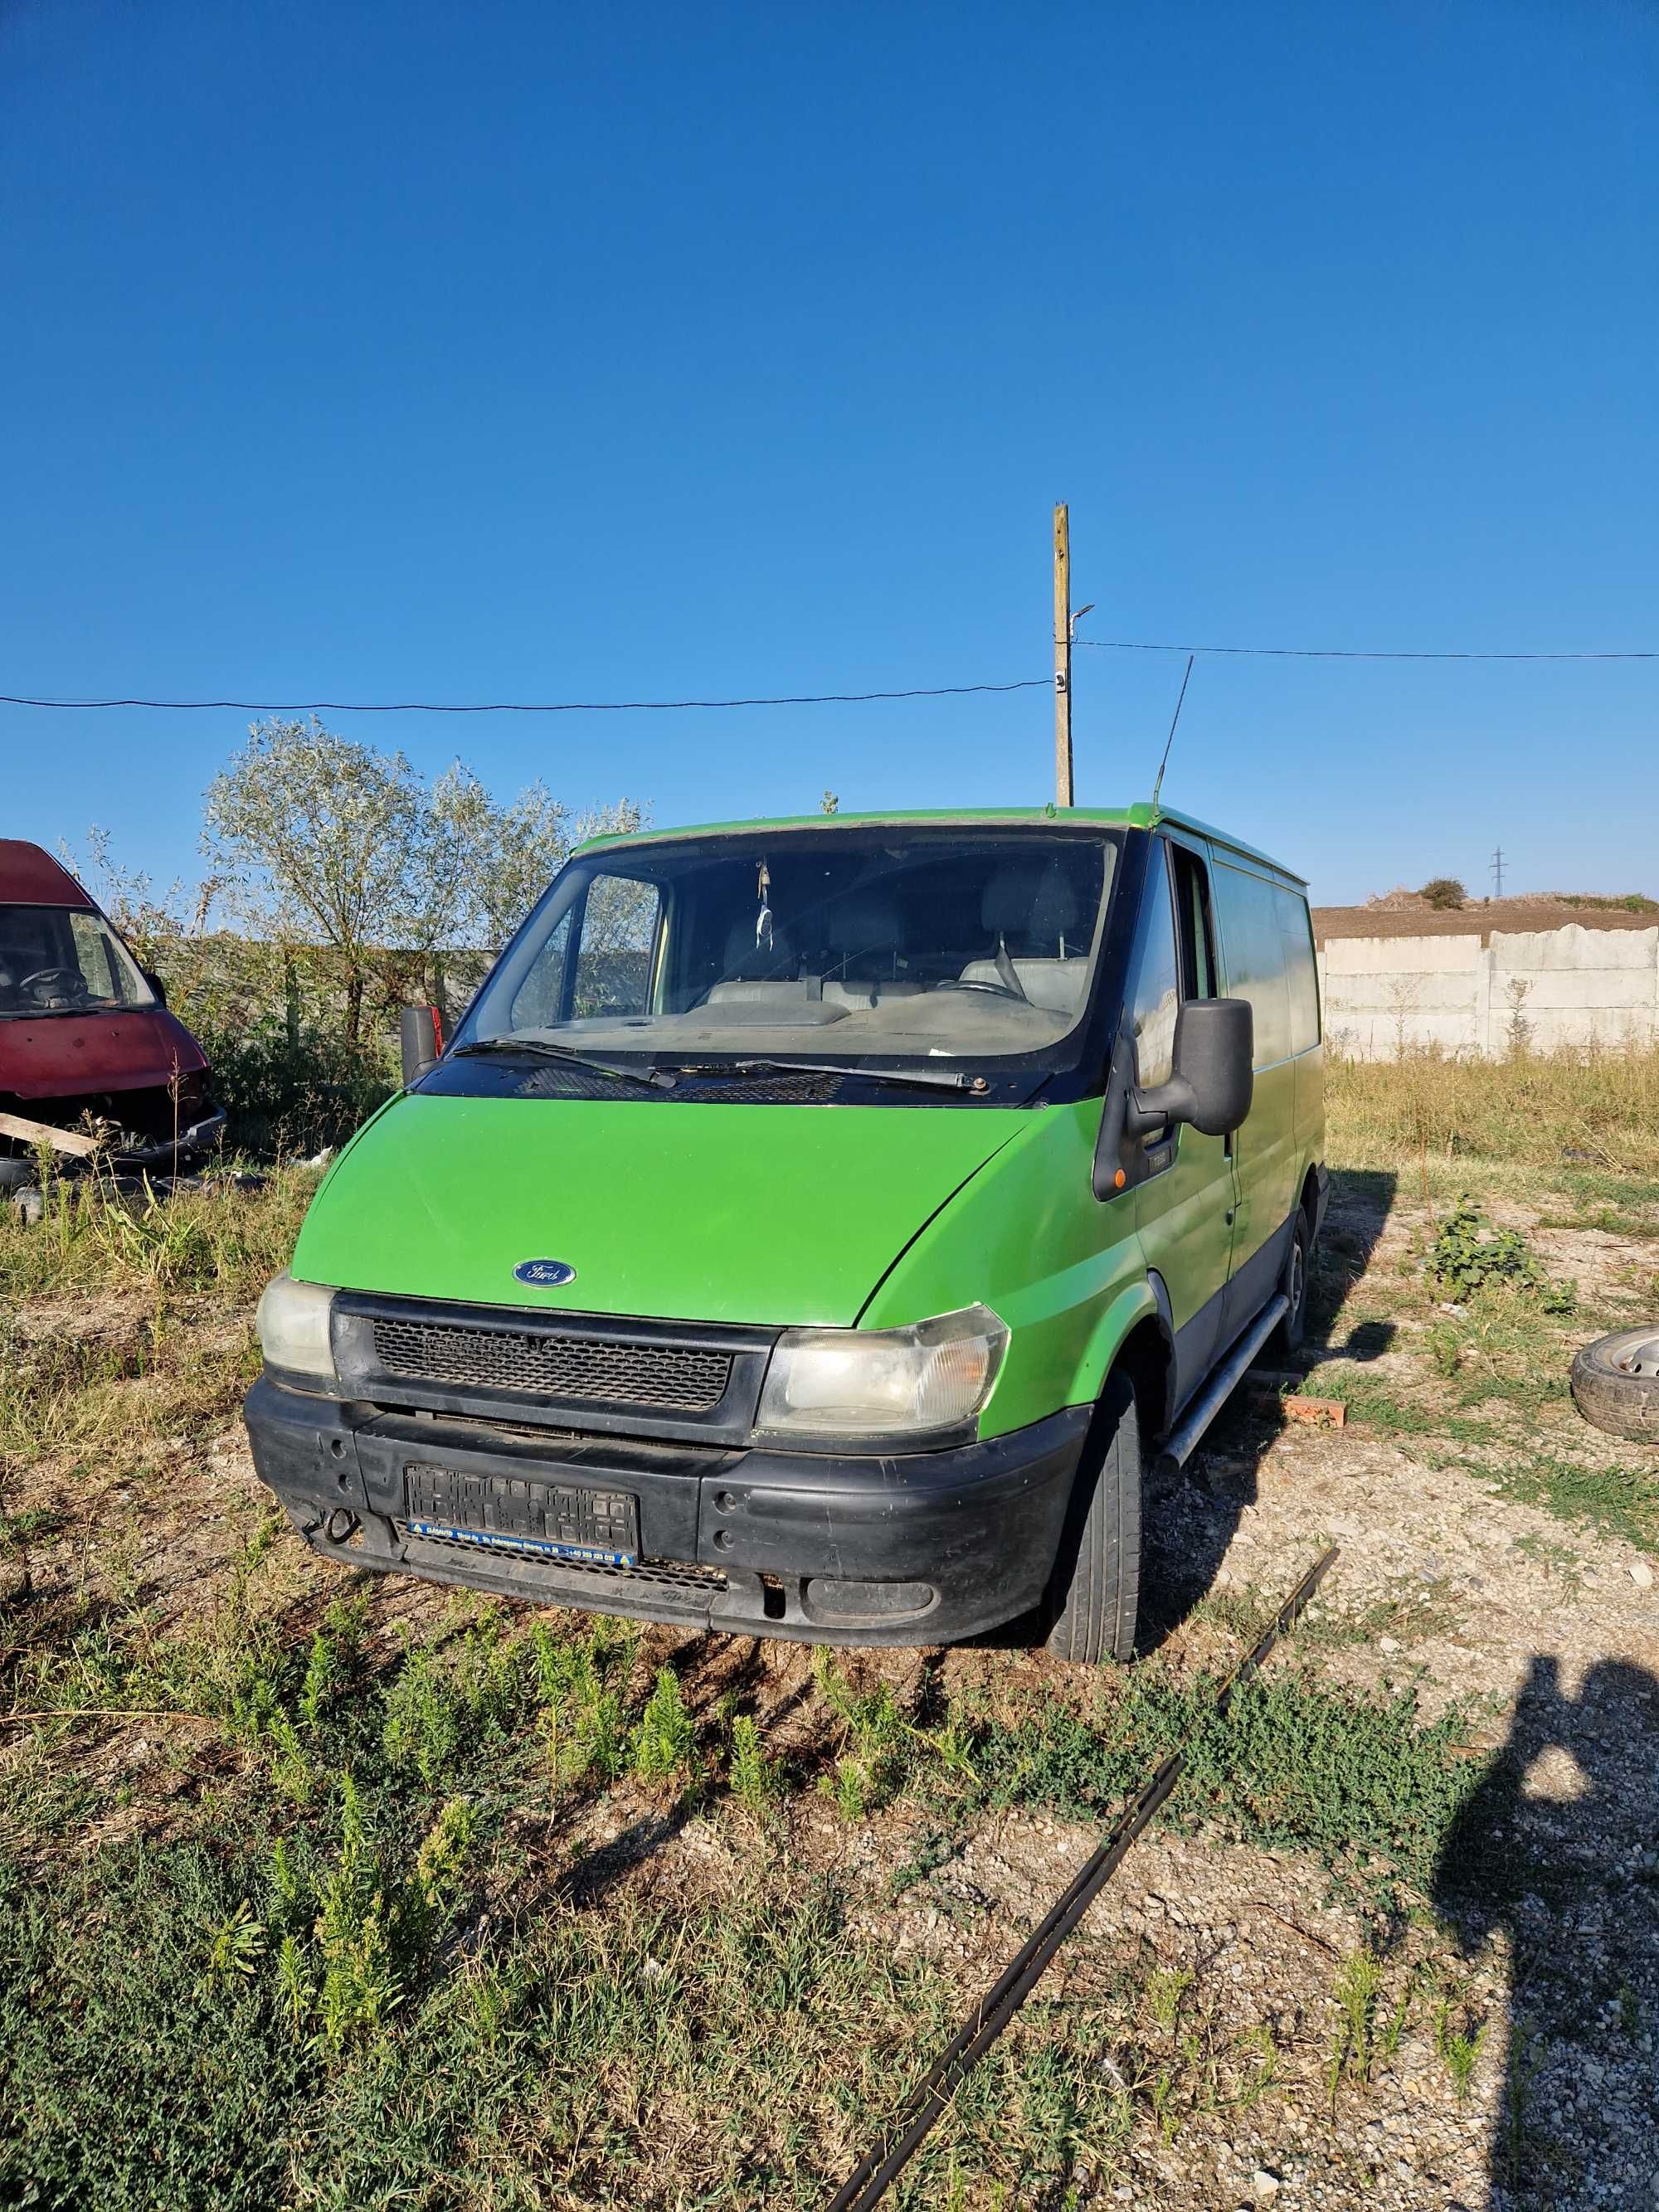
[1225,1210,1234,1226]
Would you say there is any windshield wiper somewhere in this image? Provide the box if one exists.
[450,1038,677,1091]
[673,1057,983,1094]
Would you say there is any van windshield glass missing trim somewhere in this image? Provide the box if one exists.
[458,828,1121,1069]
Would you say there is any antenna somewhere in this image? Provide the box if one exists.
[1491,845,1506,900]
[1151,654,1195,809]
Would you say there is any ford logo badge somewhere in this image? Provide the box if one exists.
[513,1258,577,1288]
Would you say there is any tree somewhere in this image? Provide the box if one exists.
[202,718,646,1042]
[1419,877,1467,911]
[203,719,477,1044]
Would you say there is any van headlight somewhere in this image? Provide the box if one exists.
[755,1305,1009,1441]
[255,1271,338,1383]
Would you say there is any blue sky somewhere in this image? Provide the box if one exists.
[2,0,1654,906]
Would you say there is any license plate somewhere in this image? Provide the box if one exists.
[404,1465,640,1568]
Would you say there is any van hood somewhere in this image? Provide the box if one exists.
[0,1007,207,1099]
[291,1093,1028,1328]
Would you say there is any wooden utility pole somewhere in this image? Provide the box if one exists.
[1053,503,1073,806]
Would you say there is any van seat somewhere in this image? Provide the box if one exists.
[956,957,1089,1014]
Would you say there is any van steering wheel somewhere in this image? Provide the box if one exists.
[18,967,89,1004]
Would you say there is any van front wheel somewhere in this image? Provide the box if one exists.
[1044,1369,1141,1665]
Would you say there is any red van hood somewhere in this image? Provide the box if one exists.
[0,1008,207,1099]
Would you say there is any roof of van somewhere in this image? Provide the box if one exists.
[0,840,95,908]
[576,805,1307,887]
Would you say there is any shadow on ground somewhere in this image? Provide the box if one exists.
[1433,1653,1659,2209]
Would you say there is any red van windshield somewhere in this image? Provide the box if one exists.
[0,907,157,1018]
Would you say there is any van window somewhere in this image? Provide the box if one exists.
[509,910,573,1029]
[1214,864,1291,1067]
[1170,844,1217,1000]
[463,826,1124,1075]
[1127,853,1180,1088]
[573,876,664,1018]
[1277,885,1321,1053]
[0,904,155,1016]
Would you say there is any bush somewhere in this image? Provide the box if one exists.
[201,1023,397,1159]
[1418,877,1467,911]
[1426,1196,1575,1311]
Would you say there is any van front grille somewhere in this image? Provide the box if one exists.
[371,1315,732,1412]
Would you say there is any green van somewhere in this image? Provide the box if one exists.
[246,806,1325,1662]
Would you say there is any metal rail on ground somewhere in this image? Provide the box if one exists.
[821,1543,1340,2212]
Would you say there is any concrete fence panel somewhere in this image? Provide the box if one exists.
[1316,924,1659,1058]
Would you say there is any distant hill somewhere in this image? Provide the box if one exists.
[1312,892,1658,946]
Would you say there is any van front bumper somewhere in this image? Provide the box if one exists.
[244,1373,1090,1647]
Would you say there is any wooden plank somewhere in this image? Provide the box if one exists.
[0,1111,102,1159]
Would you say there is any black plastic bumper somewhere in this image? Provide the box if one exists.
[243,1373,1090,1646]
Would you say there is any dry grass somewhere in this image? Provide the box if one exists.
[1326,1043,1659,1188]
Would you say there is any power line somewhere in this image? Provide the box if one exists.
[2,634,1654,718]
[0,677,1051,716]
[1076,637,1659,663]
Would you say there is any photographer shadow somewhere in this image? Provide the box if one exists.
[1432,1653,1659,2207]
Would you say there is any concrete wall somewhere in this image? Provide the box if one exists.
[1317,924,1659,1058]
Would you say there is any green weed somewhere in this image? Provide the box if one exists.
[1428,1197,1575,1312]
[632,1667,698,1791]
[727,1714,783,1822]
[1433,1997,1486,2099]
[1326,1947,1383,2103]
[813,1648,909,1821]
[1146,1966,1192,2030]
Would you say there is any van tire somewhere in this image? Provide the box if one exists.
[1267,1208,1311,1360]
[1044,1369,1141,1665]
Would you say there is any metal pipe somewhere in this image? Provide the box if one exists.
[1154,1293,1289,1475]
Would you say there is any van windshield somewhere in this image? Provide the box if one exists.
[460,826,1121,1071]
[0,906,156,1018]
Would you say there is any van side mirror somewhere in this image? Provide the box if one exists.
[142,969,168,1008]
[1128,997,1253,1139]
[400,1004,441,1086]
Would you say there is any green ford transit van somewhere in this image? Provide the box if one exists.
[246,807,1325,1662]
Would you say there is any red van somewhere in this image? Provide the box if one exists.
[0,840,224,1168]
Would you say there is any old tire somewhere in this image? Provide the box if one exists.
[1569,1330,1659,1446]
[1044,1369,1142,1665]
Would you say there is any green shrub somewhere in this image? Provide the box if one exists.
[1427,1196,1576,1311]
[199,1022,396,1159]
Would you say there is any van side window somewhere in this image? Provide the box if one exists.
[1276,885,1321,1053]
[510,909,573,1029]
[573,875,664,1018]
[1214,864,1291,1067]
[1170,845,1217,1000]
[1128,851,1180,1089]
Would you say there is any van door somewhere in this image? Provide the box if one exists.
[1127,837,1236,1412]
[1211,860,1299,1340]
